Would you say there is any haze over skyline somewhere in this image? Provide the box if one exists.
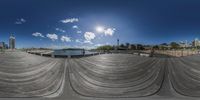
[1,0,200,49]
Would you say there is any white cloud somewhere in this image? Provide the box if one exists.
[104,28,116,36]
[95,26,116,36]
[49,44,70,49]
[21,18,26,22]
[75,39,90,44]
[75,39,81,43]
[84,40,93,44]
[72,45,95,50]
[32,32,45,38]
[95,44,103,47]
[46,33,58,41]
[15,18,26,24]
[77,31,82,34]
[60,18,78,23]
[56,28,66,33]
[106,42,111,45]
[72,25,78,29]
[84,32,95,41]
[49,44,95,50]
[94,43,110,47]
[61,36,71,42]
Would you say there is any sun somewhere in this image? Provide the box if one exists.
[96,26,104,33]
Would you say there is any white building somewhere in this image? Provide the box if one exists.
[9,34,15,49]
[179,40,189,48]
[192,38,200,47]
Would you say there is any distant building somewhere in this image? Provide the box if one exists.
[9,34,15,49]
[136,44,145,50]
[128,44,136,50]
[192,38,200,47]
[0,42,8,49]
[143,45,152,50]
[4,44,8,49]
[0,42,5,49]
[159,45,171,50]
[125,43,130,50]
[179,40,189,48]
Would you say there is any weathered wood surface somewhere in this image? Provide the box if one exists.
[169,55,200,97]
[0,51,65,97]
[69,54,165,97]
[1,52,200,98]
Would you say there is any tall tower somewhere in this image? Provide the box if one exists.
[117,39,119,49]
[9,34,15,49]
[193,38,199,47]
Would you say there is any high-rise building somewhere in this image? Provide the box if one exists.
[0,42,5,49]
[192,38,200,47]
[9,34,15,49]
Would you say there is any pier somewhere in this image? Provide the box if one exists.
[0,51,200,100]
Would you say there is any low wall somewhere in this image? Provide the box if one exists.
[155,50,200,57]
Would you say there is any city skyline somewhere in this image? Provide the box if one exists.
[1,0,200,49]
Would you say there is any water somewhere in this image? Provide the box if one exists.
[53,49,96,56]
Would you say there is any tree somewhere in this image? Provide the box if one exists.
[170,42,180,49]
[96,45,114,50]
[153,45,159,50]
[159,45,166,50]
[160,43,168,46]
[120,44,125,48]
[125,43,130,48]
[197,46,200,49]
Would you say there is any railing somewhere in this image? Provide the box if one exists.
[155,50,200,57]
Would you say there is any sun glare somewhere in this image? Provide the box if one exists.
[96,26,104,33]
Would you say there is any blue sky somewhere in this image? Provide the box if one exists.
[1,0,200,49]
